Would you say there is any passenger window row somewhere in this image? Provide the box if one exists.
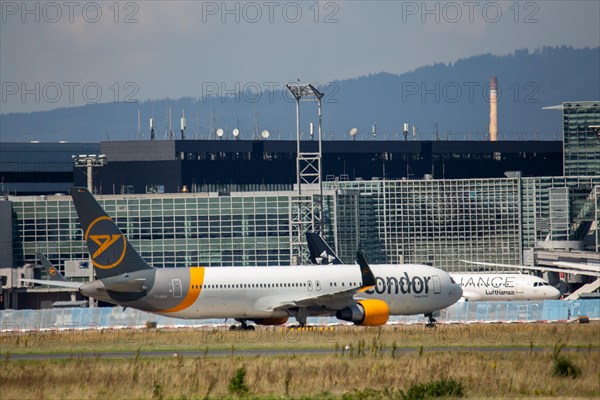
[193,281,358,290]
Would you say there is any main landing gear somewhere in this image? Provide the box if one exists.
[285,309,308,329]
[295,314,307,328]
[425,313,437,328]
[229,319,256,331]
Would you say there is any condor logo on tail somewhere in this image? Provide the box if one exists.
[90,234,121,258]
[85,216,127,269]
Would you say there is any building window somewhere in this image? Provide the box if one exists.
[146,185,165,194]
[122,185,134,194]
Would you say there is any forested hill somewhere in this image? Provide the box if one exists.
[2,46,598,142]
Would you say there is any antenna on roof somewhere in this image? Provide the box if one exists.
[252,106,260,140]
[195,110,200,140]
[164,107,175,140]
[137,108,142,140]
[149,116,155,141]
[169,108,172,138]
[349,127,358,141]
[180,110,186,140]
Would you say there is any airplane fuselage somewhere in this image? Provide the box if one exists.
[82,264,462,320]
[451,273,560,301]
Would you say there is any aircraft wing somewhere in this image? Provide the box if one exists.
[19,279,83,289]
[460,260,600,277]
[266,252,376,312]
[269,287,358,312]
[552,262,600,274]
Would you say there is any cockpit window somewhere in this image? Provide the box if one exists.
[450,277,456,284]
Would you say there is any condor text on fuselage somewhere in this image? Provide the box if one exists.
[366,271,434,297]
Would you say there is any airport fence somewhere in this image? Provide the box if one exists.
[0,300,598,332]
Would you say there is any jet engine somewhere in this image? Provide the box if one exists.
[252,317,289,326]
[336,299,389,326]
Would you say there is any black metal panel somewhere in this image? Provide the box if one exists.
[101,141,175,161]
[93,161,182,194]
[431,140,562,153]
[181,160,295,186]
[101,139,561,159]
[0,142,100,195]
[176,140,254,153]
[0,201,13,268]
[5,140,563,194]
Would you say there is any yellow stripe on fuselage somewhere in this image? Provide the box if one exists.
[161,267,205,313]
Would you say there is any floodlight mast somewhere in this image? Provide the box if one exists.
[286,83,325,260]
[73,154,107,193]
[286,83,324,195]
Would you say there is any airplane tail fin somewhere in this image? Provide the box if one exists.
[36,252,67,282]
[356,251,376,287]
[305,231,343,265]
[69,187,153,279]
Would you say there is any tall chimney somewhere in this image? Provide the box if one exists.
[489,77,498,141]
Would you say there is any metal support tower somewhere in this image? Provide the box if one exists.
[286,83,324,264]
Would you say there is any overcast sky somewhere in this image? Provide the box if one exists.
[1,1,598,113]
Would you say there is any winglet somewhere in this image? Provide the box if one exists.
[357,251,376,288]
[36,252,67,282]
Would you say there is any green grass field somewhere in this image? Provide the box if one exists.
[1,323,599,399]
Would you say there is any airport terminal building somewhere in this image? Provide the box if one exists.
[0,101,598,309]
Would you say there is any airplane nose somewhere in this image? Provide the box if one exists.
[455,284,463,299]
[449,283,463,302]
[551,286,561,299]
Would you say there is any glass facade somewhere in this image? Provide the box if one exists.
[328,177,600,271]
[13,193,296,270]
[521,177,600,250]
[563,101,600,177]
[328,179,522,270]
[10,177,599,275]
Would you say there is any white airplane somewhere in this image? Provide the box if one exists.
[306,232,560,303]
[450,273,560,302]
[21,188,463,328]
